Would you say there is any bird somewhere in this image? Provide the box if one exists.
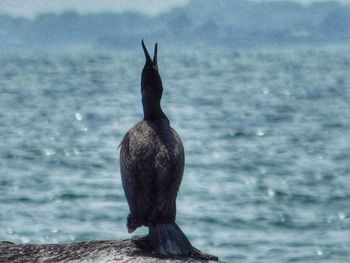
[119,40,192,256]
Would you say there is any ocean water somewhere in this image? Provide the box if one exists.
[0,46,349,263]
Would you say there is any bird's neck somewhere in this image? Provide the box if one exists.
[142,98,169,122]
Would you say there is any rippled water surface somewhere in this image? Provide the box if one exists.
[1,46,350,262]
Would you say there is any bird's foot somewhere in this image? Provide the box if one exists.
[131,235,152,251]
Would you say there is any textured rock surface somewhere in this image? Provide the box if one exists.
[0,239,222,263]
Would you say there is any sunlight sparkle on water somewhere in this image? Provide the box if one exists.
[338,212,346,220]
[256,128,265,136]
[43,148,56,156]
[75,112,83,121]
[267,188,275,197]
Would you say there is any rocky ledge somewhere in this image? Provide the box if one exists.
[0,238,222,263]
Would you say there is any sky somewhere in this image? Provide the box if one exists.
[0,0,189,17]
[0,0,349,18]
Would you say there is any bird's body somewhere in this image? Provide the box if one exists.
[120,119,184,229]
[119,41,192,256]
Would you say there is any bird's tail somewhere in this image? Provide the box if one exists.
[149,223,192,256]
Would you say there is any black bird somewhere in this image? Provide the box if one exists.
[119,40,192,256]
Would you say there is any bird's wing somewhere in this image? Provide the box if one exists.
[150,130,185,222]
[120,130,155,227]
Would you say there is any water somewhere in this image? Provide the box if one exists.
[0,46,349,263]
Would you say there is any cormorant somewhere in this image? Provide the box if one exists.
[119,40,192,256]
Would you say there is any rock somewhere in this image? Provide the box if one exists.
[0,239,223,263]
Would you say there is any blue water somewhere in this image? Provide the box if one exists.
[0,46,349,262]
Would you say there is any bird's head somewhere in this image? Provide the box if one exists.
[141,40,163,102]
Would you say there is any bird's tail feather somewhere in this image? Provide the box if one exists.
[149,223,192,256]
